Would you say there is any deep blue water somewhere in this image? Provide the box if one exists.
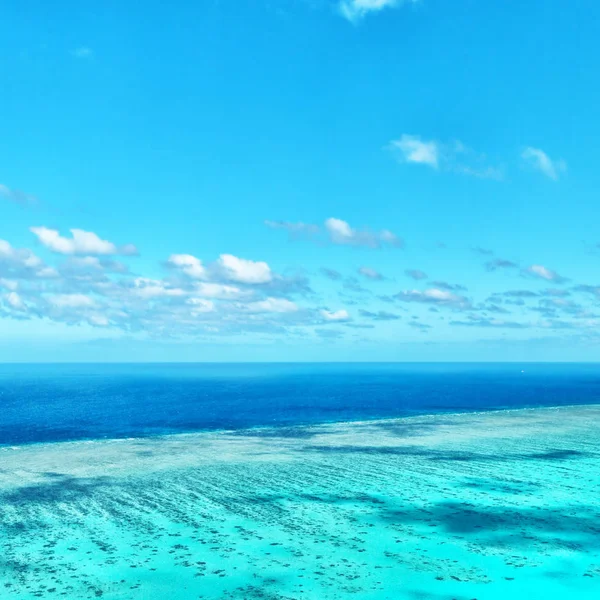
[1,363,600,445]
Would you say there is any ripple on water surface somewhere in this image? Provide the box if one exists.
[1,406,600,599]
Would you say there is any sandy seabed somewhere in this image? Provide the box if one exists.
[1,405,600,599]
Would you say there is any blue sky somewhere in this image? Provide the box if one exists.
[2,0,600,361]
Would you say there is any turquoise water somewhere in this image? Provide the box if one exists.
[2,405,599,598]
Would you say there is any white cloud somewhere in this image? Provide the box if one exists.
[186,298,215,314]
[168,254,207,279]
[380,230,400,245]
[339,0,417,23]
[325,218,353,242]
[389,134,439,168]
[66,256,103,269]
[325,218,403,248]
[132,278,186,298]
[524,264,567,283]
[389,135,503,180]
[266,218,402,249]
[0,239,47,275]
[30,227,138,256]
[36,266,59,278]
[5,292,26,310]
[395,288,471,309]
[358,266,383,280]
[216,254,272,284]
[245,298,299,313]
[405,269,428,280]
[0,183,37,206]
[48,293,95,308]
[0,278,18,291]
[88,314,109,326]
[521,147,566,180]
[193,282,249,299]
[264,220,320,238]
[320,309,351,321]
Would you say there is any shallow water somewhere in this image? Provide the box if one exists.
[2,405,600,599]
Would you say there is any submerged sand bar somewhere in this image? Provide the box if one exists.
[2,405,600,598]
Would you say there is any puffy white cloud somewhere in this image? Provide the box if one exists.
[168,254,207,279]
[325,218,353,242]
[339,0,417,22]
[320,309,351,321]
[389,134,439,168]
[30,227,138,256]
[521,147,566,180]
[0,239,51,278]
[186,298,215,314]
[216,254,272,284]
[6,221,596,342]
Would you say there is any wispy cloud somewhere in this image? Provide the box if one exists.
[429,280,467,292]
[325,218,403,248]
[338,0,419,23]
[408,320,432,332]
[0,183,38,207]
[359,309,400,321]
[523,264,568,284]
[388,135,503,180]
[320,309,351,322]
[405,269,428,281]
[450,316,529,329]
[264,220,320,240]
[320,267,343,281]
[472,246,494,256]
[267,217,403,249]
[485,258,519,271]
[358,266,384,280]
[521,147,566,180]
[395,288,471,309]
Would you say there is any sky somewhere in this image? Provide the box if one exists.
[2,0,600,362]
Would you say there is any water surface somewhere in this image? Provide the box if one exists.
[2,362,600,444]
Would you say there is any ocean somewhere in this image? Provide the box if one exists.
[1,363,599,599]
[2,362,600,445]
